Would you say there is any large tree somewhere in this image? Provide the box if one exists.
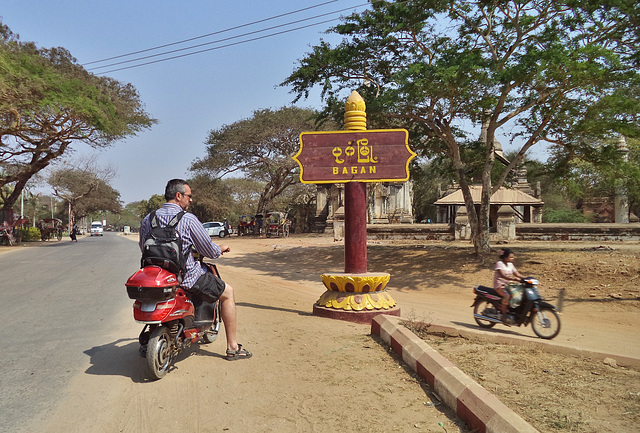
[186,174,234,223]
[283,0,640,254]
[222,177,264,217]
[137,194,165,220]
[48,161,121,222]
[0,21,155,212]
[191,106,335,214]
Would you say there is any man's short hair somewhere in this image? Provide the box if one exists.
[165,179,189,201]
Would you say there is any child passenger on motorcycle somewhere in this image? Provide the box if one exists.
[493,248,525,318]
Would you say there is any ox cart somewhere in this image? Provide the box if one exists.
[265,212,290,238]
[38,218,64,241]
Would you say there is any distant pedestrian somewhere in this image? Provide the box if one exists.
[70,223,78,242]
[223,218,230,237]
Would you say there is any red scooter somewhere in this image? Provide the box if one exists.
[126,263,222,380]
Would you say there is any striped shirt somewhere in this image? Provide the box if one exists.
[139,203,222,288]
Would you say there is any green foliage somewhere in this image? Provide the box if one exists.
[99,201,142,230]
[20,227,41,242]
[283,0,640,253]
[222,177,264,218]
[543,209,593,223]
[113,202,145,229]
[48,165,122,221]
[192,107,337,213]
[186,174,234,223]
[410,157,455,222]
[0,20,155,210]
[137,195,165,220]
[545,136,640,215]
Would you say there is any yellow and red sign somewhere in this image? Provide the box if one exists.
[293,129,416,184]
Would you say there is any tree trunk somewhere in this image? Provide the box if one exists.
[1,176,28,212]
[434,118,495,256]
[445,130,494,256]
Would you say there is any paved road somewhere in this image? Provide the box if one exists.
[0,233,140,433]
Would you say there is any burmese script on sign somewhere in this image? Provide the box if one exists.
[294,129,416,183]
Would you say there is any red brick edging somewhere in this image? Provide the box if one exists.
[371,314,539,433]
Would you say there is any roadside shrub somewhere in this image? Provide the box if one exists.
[20,227,41,241]
[543,209,593,223]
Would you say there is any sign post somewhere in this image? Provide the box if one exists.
[293,91,416,323]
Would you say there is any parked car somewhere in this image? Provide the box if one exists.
[203,221,232,238]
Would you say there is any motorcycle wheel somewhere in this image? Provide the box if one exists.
[146,326,172,380]
[473,300,497,328]
[531,307,561,339]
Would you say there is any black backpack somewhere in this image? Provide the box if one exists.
[141,210,187,278]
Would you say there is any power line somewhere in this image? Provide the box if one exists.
[88,3,367,72]
[85,0,355,66]
[94,17,342,74]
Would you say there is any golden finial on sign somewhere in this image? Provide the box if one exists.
[344,91,367,131]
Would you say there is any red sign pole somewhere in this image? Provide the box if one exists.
[344,182,367,273]
[296,91,406,323]
[343,92,368,274]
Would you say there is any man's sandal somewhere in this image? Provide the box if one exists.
[226,344,252,361]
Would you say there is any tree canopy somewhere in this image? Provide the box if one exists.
[283,0,640,253]
[48,161,121,222]
[137,194,165,221]
[0,21,155,211]
[186,174,234,223]
[547,136,640,217]
[191,106,336,214]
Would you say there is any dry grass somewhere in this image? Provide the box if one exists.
[403,320,640,433]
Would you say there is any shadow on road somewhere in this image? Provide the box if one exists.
[450,320,536,339]
[84,338,155,383]
[83,337,234,382]
[236,301,314,317]
[220,243,479,292]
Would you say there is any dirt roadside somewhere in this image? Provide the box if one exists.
[9,234,640,433]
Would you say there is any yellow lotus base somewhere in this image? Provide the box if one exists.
[315,290,397,311]
[320,272,390,293]
[316,272,396,311]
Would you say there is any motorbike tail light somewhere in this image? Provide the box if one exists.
[155,301,173,310]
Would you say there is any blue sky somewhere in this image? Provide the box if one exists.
[1,0,369,203]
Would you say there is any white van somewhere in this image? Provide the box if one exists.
[90,221,104,236]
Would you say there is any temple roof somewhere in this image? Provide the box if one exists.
[434,185,543,205]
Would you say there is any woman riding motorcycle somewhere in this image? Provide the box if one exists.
[493,248,525,321]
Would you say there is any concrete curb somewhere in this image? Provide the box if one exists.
[371,315,539,433]
[415,322,640,370]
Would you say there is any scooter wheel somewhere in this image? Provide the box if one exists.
[146,326,172,380]
[473,300,497,328]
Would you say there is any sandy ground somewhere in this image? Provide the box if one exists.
[10,234,640,433]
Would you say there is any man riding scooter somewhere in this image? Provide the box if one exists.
[139,179,252,361]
